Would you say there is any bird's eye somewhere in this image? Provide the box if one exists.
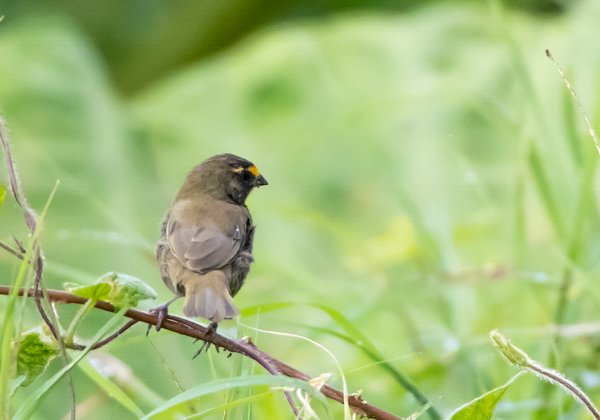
[241,169,253,182]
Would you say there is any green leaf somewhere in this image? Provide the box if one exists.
[449,372,525,420]
[0,185,5,206]
[13,306,129,420]
[0,183,59,417]
[143,374,324,419]
[66,282,112,301]
[65,272,157,308]
[102,272,157,307]
[16,328,59,387]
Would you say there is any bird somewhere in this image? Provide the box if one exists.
[153,153,268,331]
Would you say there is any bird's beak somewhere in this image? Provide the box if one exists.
[255,174,268,187]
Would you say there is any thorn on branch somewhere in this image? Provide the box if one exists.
[0,286,404,420]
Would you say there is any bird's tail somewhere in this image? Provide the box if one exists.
[183,271,239,323]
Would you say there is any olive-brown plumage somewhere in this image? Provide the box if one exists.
[156,154,267,323]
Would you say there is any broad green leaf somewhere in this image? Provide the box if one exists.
[65,282,112,301]
[16,329,59,387]
[0,183,59,417]
[102,272,157,307]
[13,306,129,420]
[143,374,324,419]
[65,272,157,308]
[449,372,524,420]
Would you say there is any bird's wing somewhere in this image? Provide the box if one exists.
[167,217,243,273]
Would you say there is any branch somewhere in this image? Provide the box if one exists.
[0,117,404,419]
[0,286,404,420]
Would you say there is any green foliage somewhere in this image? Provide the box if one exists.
[490,331,600,419]
[65,272,157,308]
[2,0,600,418]
[143,375,324,419]
[0,183,58,418]
[13,307,129,420]
[0,185,5,206]
[449,372,525,420]
[77,358,144,418]
[16,329,59,387]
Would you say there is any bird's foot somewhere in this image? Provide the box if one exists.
[192,321,219,359]
[146,303,170,335]
[146,296,181,335]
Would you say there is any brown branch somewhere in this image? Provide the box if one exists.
[0,286,404,420]
[0,118,403,419]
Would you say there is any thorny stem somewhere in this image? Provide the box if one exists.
[0,286,403,420]
[0,118,403,419]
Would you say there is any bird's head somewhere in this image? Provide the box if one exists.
[178,153,268,204]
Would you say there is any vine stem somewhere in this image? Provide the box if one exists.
[527,362,600,420]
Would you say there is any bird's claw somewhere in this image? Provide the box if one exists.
[146,304,170,335]
[192,321,219,359]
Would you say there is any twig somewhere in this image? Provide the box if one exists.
[0,118,76,419]
[0,239,23,260]
[0,119,54,335]
[0,286,404,420]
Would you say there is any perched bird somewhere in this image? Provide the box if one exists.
[154,153,267,329]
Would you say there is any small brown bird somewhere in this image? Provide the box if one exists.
[154,154,267,329]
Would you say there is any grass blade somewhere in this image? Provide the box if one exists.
[184,390,275,419]
[242,302,441,420]
[13,306,129,420]
[77,358,144,418]
[0,183,59,418]
[143,375,322,419]
[527,144,566,242]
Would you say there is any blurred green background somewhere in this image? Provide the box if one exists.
[2,0,600,418]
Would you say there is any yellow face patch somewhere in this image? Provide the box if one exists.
[233,164,261,177]
[247,164,260,177]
